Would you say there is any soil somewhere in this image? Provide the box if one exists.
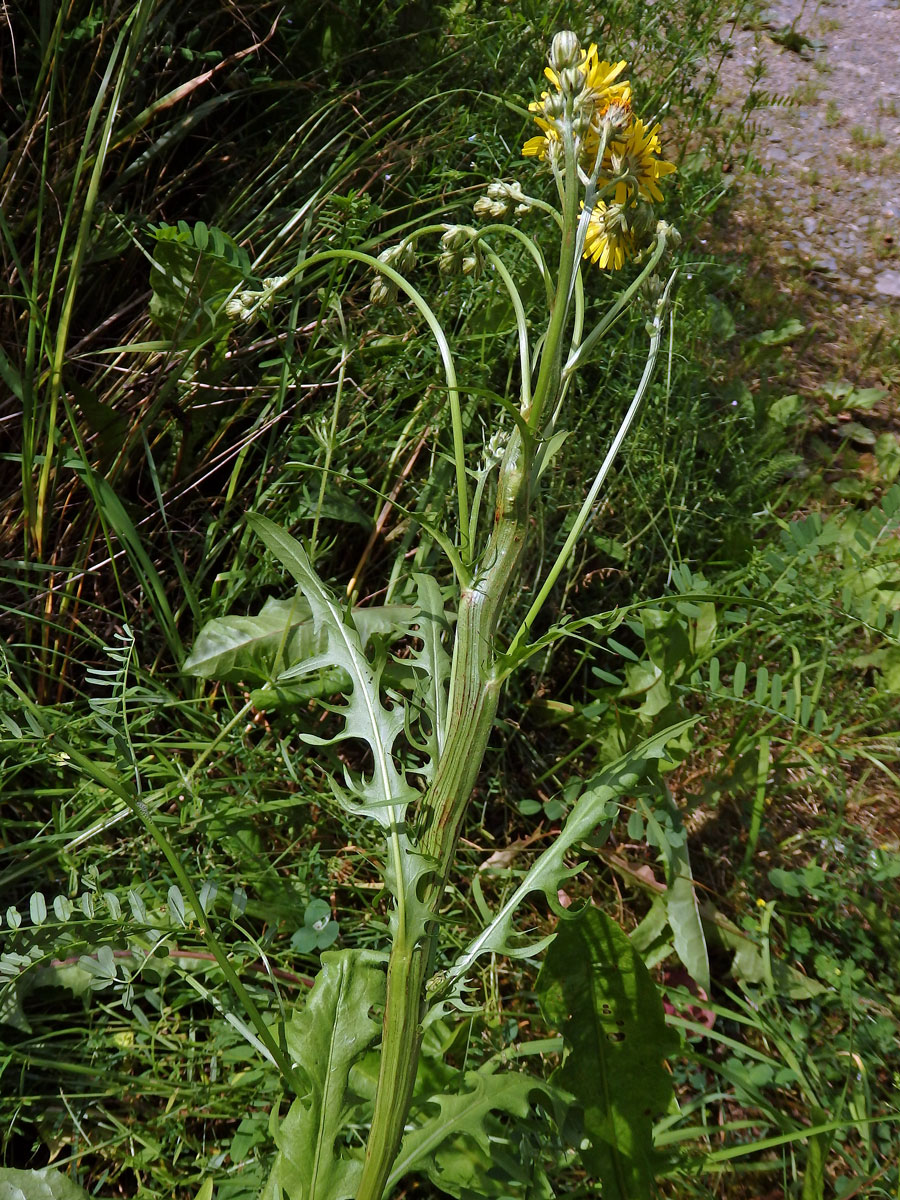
[713,0,900,376]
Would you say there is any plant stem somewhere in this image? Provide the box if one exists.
[357,428,532,1200]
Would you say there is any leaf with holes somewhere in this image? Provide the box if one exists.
[537,905,678,1200]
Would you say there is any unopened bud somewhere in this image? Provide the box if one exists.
[224,297,245,320]
[369,277,395,305]
[462,247,483,276]
[656,220,682,248]
[549,31,582,73]
[440,225,470,252]
[262,276,287,292]
[396,240,417,272]
[559,66,586,97]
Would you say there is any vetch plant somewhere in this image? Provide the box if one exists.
[182,31,688,1199]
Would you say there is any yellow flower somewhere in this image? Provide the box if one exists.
[756,898,767,908]
[582,201,635,271]
[607,118,677,204]
[523,46,632,164]
[544,45,629,108]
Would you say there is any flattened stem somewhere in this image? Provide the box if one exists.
[357,431,531,1200]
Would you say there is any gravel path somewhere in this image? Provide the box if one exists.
[718,0,900,309]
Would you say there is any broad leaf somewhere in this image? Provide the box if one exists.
[261,949,384,1200]
[183,594,415,707]
[246,515,417,824]
[0,1167,92,1199]
[537,905,678,1200]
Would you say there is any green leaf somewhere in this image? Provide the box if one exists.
[388,1063,561,1197]
[0,1166,93,1199]
[752,318,804,346]
[448,718,697,983]
[261,949,385,1200]
[640,792,709,993]
[537,905,678,1199]
[147,220,248,341]
[183,595,415,706]
[245,515,418,824]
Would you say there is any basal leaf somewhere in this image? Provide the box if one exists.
[261,949,384,1200]
[537,905,678,1200]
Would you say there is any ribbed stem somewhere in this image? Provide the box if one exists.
[356,430,531,1200]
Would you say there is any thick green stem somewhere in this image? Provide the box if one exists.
[357,430,531,1200]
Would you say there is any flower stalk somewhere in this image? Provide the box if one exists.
[355,31,679,1198]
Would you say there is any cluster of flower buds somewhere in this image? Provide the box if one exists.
[369,241,417,305]
[438,225,483,277]
[224,276,287,322]
[473,180,531,221]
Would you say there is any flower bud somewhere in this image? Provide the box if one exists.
[440,225,470,252]
[656,220,682,248]
[224,297,245,320]
[369,277,395,305]
[262,275,287,292]
[395,240,417,272]
[549,31,581,73]
[558,66,586,97]
[543,91,566,121]
[474,196,499,219]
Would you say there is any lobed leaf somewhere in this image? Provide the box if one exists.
[388,1062,562,1198]
[246,515,418,824]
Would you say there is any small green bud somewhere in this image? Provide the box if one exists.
[369,276,395,305]
[224,297,245,320]
[558,65,586,97]
[549,31,581,73]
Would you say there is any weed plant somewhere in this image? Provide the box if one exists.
[2,2,899,1199]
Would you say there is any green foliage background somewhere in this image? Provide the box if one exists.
[1,1,899,1198]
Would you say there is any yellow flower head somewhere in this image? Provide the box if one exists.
[582,201,635,271]
[607,118,677,204]
[524,42,633,165]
